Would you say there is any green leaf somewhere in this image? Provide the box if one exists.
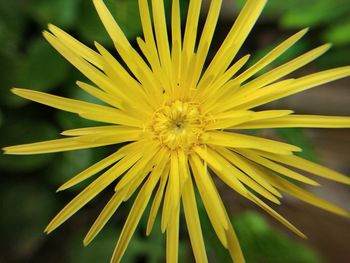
[276,128,318,162]
[0,182,56,259]
[24,39,70,92]
[0,119,58,172]
[324,20,350,46]
[0,53,29,107]
[76,0,142,45]
[26,0,82,29]
[0,1,25,56]
[280,1,348,28]
[233,211,323,263]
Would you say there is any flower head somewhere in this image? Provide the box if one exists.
[4,0,350,262]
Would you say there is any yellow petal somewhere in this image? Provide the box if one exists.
[138,0,160,69]
[256,151,350,185]
[192,0,222,87]
[201,55,250,104]
[161,153,180,232]
[241,43,331,93]
[259,169,350,217]
[110,155,166,263]
[215,146,282,197]
[48,24,103,69]
[182,0,202,60]
[236,66,350,110]
[76,81,122,109]
[182,177,208,263]
[11,88,141,127]
[237,149,319,186]
[189,154,229,247]
[83,190,127,246]
[166,205,180,263]
[234,28,309,83]
[236,114,350,129]
[45,152,142,234]
[146,165,170,235]
[199,0,267,90]
[43,31,118,95]
[204,147,280,204]
[93,0,159,95]
[248,193,306,238]
[57,142,146,192]
[4,137,110,155]
[207,131,301,155]
[114,146,159,191]
[151,0,172,77]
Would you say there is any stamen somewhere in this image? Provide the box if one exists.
[149,100,209,151]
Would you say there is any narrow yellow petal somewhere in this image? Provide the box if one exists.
[259,169,350,217]
[48,24,104,69]
[84,190,127,246]
[79,111,143,127]
[146,165,170,235]
[151,0,172,78]
[171,0,181,80]
[202,55,251,102]
[237,149,320,186]
[110,156,166,263]
[192,0,223,86]
[93,0,128,46]
[236,114,350,129]
[207,111,253,130]
[189,154,229,247]
[216,147,282,197]
[138,0,158,58]
[214,79,295,113]
[12,88,114,115]
[166,205,180,263]
[122,149,168,201]
[61,126,141,137]
[161,153,180,232]
[235,66,350,110]
[45,152,142,234]
[3,137,117,155]
[207,131,301,155]
[94,45,145,105]
[242,43,331,92]
[93,0,159,95]
[199,0,267,90]
[248,193,306,238]
[234,28,309,83]
[225,215,246,263]
[178,150,189,192]
[255,151,350,185]
[58,142,145,192]
[182,177,208,263]
[182,0,202,59]
[114,146,159,191]
[223,110,293,129]
[76,81,122,109]
[204,147,280,204]
[43,31,118,95]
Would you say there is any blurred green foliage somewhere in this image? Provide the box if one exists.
[1,0,348,262]
[239,0,350,67]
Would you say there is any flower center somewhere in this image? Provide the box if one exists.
[150,100,207,151]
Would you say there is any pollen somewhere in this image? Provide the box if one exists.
[150,100,208,151]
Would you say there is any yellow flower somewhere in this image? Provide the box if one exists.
[4,0,350,262]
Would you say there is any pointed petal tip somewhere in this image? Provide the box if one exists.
[300,27,310,35]
[83,237,91,247]
[47,23,56,31]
